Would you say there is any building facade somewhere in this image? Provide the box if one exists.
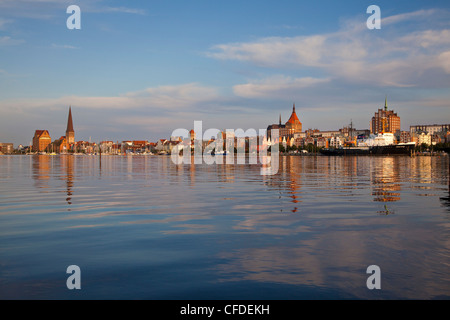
[32,130,51,152]
[370,98,401,135]
[410,124,450,135]
[0,143,14,154]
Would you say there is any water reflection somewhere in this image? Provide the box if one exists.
[32,155,51,189]
[371,157,401,202]
[32,155,74,208]
[440,158,450,211]
[16,154,450,299]
[60,155,74,206]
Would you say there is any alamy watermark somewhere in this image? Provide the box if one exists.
[66,265,81,290]
[367,5,381,30]
[66,5,81,30]
[170,121,279,176]
[366,265,381,290]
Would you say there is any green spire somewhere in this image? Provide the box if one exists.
[384,95,387,111]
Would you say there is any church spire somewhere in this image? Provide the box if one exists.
[384,95,388,111]
[279,114,281,125]
[66,106,74,133]
[293,103,296,113]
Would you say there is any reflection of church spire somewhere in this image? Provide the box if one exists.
[63,156,74,207]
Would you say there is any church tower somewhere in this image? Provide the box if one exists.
[66,106,75,145]
[285,103,302,135]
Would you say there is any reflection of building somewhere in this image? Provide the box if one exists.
[371,157,401,202]
[32,130,51,152]
[370,97,400,135]
[32,155,51,188]
[61,156,74,206]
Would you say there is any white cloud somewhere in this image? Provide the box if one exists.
[0,35,24,46]
[0,83,220,111]
[0,18,13,29]
[381,9,437,26]
[51,43,79,49]
[438,51,450,73]
[233,75,331,99]
[103,6,146,15]
[207,9,450,89]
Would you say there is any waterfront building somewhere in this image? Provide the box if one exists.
[329,136,343,148]
[99,141,114,153]
[316,137,328,148]
[0,143,14,154]
[32,130,51,152]
[413,132,432,145]
[399,131,412,144]
[370,97,400,135]
[410,124,450,135]
[55,136,68,153]
[267,103,303,142]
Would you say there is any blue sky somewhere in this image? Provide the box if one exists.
[1,0,450,145]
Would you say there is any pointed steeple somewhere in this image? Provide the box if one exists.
[279,114,282,125]
[65,106,75,145]
[66,106,74,133]
[293,103,296,113]
[384,95,388,111]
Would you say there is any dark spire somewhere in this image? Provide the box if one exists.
[66,106,74,133]
[384,95,388,111]
[293,103,296,113]
[279,114,281,125]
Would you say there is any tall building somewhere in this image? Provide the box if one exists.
[32,130,51,152]
[66,106,75,145]
[370,97,400,134]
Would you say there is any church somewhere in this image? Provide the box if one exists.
[54,107,75,153]
[267,103,302,142]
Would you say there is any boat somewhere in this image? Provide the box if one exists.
[320,146,370,156]
[320,133,416,156]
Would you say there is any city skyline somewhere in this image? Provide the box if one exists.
[1,0,450,146]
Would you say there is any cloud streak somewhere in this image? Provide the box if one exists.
[233,75,331,99]
[207,9,450,89]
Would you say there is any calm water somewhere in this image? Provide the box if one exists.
[0,154,449,299]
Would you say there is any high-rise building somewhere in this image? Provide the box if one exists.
[370,97,400,134]
[66,106,75,145]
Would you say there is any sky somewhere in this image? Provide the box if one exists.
[1,0,450,146]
